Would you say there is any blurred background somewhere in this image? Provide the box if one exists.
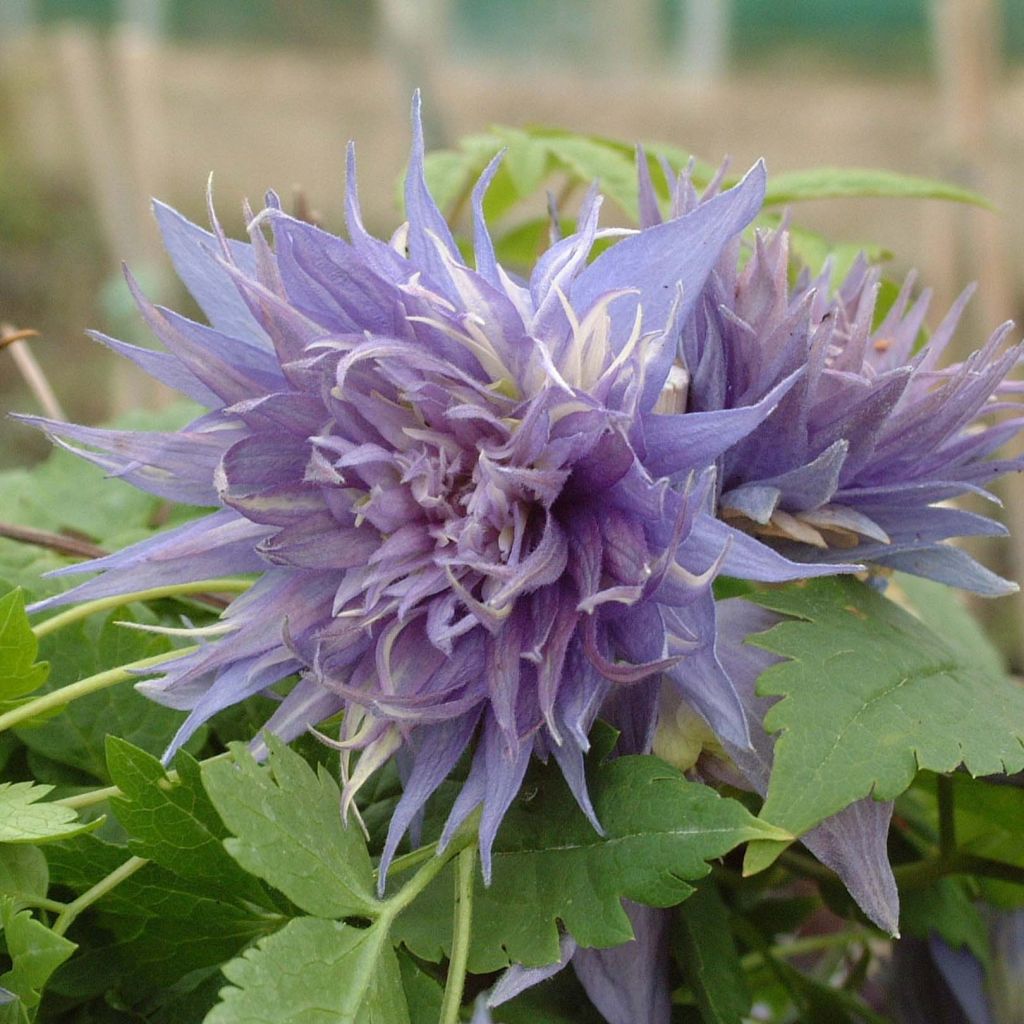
[2,0,1024,653]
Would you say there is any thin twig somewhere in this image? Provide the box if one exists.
[1,323,66,421]
[0,328,40,350]
[0,521,108,560]
[0,527,238,611]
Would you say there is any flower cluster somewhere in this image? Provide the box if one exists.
[649,164,1024,595]
[23,97,1022,918]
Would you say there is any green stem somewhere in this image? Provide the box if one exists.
[937,774,957,861]
[53,751,232,811]
[14,894,67,914]
[32,579,251,639]
[382,841,440,880]
[54,785,123,811]
[52,856,148,936]
[439,844,476,1024]
[895,852,1024,890]
[0,646,197,734]
[382,830,475,920]
[739,929,864,971]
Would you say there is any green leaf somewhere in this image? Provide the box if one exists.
[763,167,993,209]
[491,127,551,198]
[17,611,196,781]
[0,590,48,703]
[0,898,76,1021]
[901,877,990,963]
[46,835,274,1000]
[105,739,267,903]
[0,846,48,907]
[747,577,1024,838]
[394,755,787,972]
[205,916,409,1024]
[421,150,477,215]
[148,968,226,1024]
[0,782,99,844]
[911,773,1024,871]
[396,951,443,1024]
[672,881,751,1024]
[201,736,378,919]
[492,217,572,271]
[893,573,1007,679]
[540,135,640,218]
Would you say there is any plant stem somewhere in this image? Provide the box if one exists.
[937,773,957,861]
[382,841,440,880]
[740,929,864,971]
[0,646,197,734]
[54,785,123,811]
[16,895,68,914]
[382,831,474,920]
[1,324,66,421]
[894,852,1024,890]
[439,844,476,1024]
[52,856,148,936]
[32,580,251,639]
[53,751,233,811]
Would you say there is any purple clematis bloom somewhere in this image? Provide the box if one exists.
[638,164,1024,596]
[20,97,843,880]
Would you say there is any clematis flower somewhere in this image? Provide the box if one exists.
[20,97,846,880]
[638,163,1024,596]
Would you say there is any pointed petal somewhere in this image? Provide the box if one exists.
[571,902,672,1024]
[571,161,766,407]
[152,199,268,344]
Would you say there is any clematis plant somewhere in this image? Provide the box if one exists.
[1,97,1023,1024]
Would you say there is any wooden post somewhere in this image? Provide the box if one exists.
[931,0,1024,663]
[677,0,731,88]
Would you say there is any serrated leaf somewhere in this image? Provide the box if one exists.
[46,835,273,1000]
[0,898,76,1020]
[673,881,751,1024]
[0,590,47,702]
[105,738,267,903]
[748,577,1024,838]
[394,755,787,972]
[0,782,99,843]
[201,736,377,919]
[17,611,197,781]
[763,167,993,208]
[205,916,409,1024]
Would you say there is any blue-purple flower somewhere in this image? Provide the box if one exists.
[22,98,841,880]
[638,163,1024,595]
